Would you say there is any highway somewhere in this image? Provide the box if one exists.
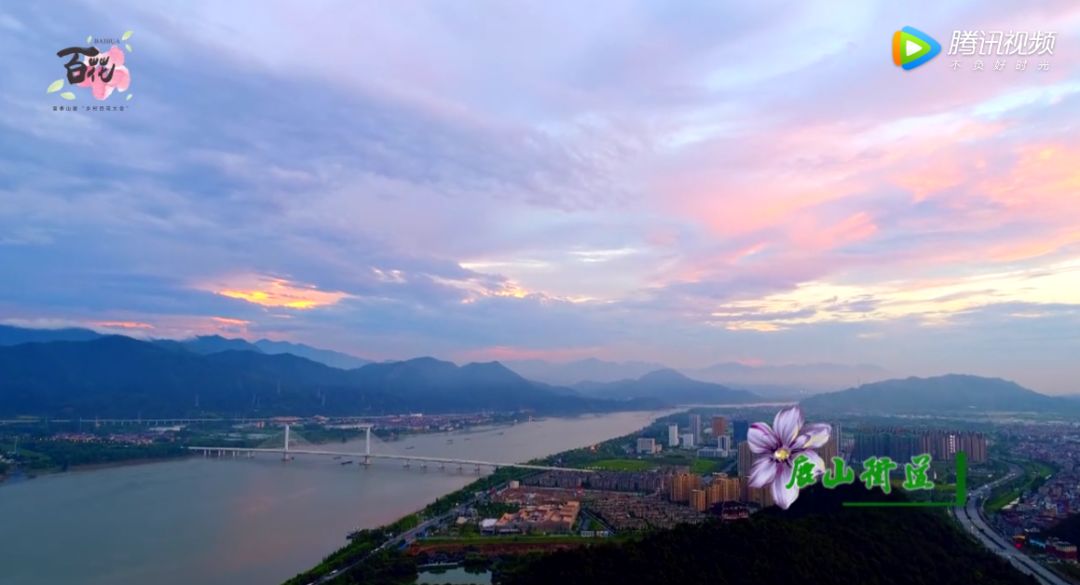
[951,464,1069,585]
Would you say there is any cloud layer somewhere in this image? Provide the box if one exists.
[2,1,1079,392]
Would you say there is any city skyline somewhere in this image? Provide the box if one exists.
[2,1,1080,393]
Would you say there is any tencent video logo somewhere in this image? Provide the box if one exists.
[892,26,941,70]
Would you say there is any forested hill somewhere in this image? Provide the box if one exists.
[801,374,1068,414]
[501,485,1038,585]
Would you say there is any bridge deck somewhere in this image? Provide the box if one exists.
[186,446,590,473]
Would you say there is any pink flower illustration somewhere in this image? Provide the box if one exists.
[77,46,131,100]
[747,405,831,509]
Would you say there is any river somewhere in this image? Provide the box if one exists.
[0,410,663,585]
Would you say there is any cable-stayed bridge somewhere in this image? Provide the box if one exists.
[188,424,590,473]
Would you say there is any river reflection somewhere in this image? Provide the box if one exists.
[0,411,664,585]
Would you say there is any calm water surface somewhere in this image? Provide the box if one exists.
[0,411,663,585]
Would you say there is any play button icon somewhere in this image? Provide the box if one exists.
[892,26,941,70]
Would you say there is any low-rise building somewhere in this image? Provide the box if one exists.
[494,501,581,534]
[1049,538,1078,562]
[636,437,658,454]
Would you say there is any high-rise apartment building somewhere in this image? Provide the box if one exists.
[689,414,702,444]
[690,488,708,512]
[716,434,732,456]
[707,474,740,505]
[670,472,702,503]
[732,420,749,443]
[711,416,728,437]
[852,429,988,463]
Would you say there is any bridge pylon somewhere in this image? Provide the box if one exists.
[282,424,291,462]
[365,426,371,459]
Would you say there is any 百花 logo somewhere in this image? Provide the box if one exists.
[46,31,135,101]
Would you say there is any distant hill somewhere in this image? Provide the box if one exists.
[172,335,263,354]
[350,358,609,412]
[254,339,369,369]
[801,374,1070,414]
[685,361,890,393]
[574,369,758,404]
[502,356,889,393]
[0,336,643,417]
[0,324,102,345]
[715,383,815,401]
[0,326,370,371]
[169,335,371,369]
[504,358,667,385]
[501,484,1037,585]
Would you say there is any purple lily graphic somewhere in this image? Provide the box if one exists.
[747,405,831,510]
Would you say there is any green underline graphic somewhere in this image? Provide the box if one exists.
[842,451,967,508]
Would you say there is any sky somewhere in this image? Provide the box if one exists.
[1,1,1079,393]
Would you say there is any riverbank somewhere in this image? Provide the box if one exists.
[1,410,666,585]
[281,411,680,584]
[0,452,191,484]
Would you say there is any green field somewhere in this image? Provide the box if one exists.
[986,460,1055,514]
[583,455,729,475]
[690,458,722,475]
[985,488,1021,513]
[587,458,653,471]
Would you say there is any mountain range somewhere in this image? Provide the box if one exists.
[0,325,370,370]
[0,335,651,417]
[170,335,371,369]
[684,361,891,393]
[504,357,890,395]
[1,325,1069,418]
[0,326,766,416]
[2,327,888,396]
[504,358,667,385]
